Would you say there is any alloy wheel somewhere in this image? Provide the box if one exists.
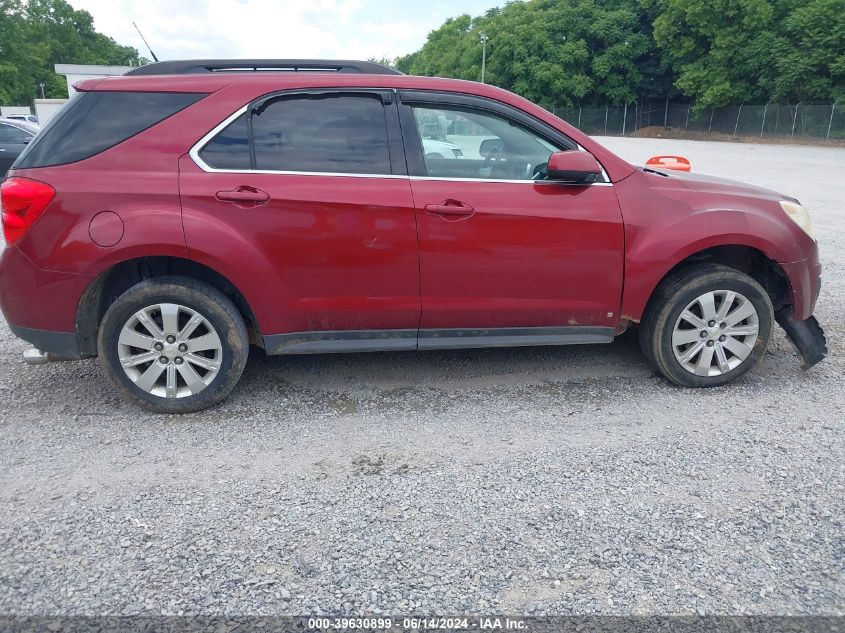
[671,290,760,377]
[116,303,223,398]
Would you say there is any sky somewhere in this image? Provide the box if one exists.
[69,0,503,63]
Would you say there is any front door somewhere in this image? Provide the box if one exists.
[180,90,420,351]
[399,93,625,342]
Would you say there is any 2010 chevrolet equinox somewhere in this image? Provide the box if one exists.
[0,59,827,413]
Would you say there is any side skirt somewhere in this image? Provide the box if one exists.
[263,327,614,355]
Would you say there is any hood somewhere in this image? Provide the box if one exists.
[641,167,794,203]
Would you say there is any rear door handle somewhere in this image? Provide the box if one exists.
[215,186,270,206]
[424,200,475,217]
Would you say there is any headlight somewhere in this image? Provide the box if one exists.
[780,201,815,240]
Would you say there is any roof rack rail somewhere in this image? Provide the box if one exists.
[125,59,403,76]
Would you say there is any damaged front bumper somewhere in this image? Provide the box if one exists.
[775,309,828,370]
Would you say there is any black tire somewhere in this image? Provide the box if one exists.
[639,264,774,387]
[98,276,249,413]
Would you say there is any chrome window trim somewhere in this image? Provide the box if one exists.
[188,103,613,187]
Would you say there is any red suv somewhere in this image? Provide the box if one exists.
[0,59,826,413]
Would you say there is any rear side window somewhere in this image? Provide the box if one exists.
[197,94,391,175]
[253,95,390,174]
[15,91,205,169]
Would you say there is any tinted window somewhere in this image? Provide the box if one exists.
[252,94,390,174]
[198,113,250,170]
[411,105,562,180]
[0,123,33,144]
[15,91,205,168]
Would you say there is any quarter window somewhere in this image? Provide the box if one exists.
[411,105,563,180]
[15,91,205,169]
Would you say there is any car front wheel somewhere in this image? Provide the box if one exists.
[98,276,249,413]
[639,264,774,387]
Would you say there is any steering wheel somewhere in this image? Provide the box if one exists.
[479,144,501,179]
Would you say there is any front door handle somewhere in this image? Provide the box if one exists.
[215,186,270,207]
[424,200,475,218]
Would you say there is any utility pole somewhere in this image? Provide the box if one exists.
[480,33,489,83]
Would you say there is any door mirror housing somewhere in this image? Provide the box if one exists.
[546,151,603,184]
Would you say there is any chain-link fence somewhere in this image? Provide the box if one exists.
[549,102,844,141]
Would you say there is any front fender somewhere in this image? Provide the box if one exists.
[616,170,812,321]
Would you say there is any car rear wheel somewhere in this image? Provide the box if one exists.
[639,264,774,387]
[98,276,248,413]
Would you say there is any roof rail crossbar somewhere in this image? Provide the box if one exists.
[126,59,403,76]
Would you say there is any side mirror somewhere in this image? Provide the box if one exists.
[546,151,602,184]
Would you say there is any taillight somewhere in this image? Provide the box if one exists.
[1,177,56,244]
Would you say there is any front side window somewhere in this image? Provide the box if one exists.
[253,94,390,174]
[411,105,563,180]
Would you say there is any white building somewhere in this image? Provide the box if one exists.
[54,64,133,97]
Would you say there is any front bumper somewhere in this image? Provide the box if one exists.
[780,251,822,321]
[775,309,827,370]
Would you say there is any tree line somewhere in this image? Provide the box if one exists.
[0,0,144,105]
[393,0,845,110]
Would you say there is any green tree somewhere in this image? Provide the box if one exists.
[0,0,144,104]
[772,0,845,102]
[399,0,671,107]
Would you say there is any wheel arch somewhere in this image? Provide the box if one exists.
[630,243,793,326]
[75,256,261,357]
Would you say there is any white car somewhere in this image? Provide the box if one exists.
[5,114,39,126]
[422,138,463,159]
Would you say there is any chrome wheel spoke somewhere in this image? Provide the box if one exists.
[165,364,178,398]
[722,335,753,360]
[136,309,163,339]
[118,327,156,350]
[121,350,159,367]
[672,328,703,346]
[186,332,221,353]
[185,353,220,372]
[698,292,717,322]
[694,345,715,376]
[177,361,207,394]
[135,361,166,391]
[678,340,705,363]
[725,300,756,327]
[159,303,180,336]
[680,310,706,330]
[716,291,736,320]
[714,344,731,373]
[178,314,204,340]
[725,324,758,337]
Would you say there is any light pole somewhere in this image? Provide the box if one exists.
[38,82,45,99]
[480,33,489,83]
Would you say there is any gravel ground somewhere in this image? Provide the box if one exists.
[0,137,842,617]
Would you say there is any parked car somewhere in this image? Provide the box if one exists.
[5,114,39,125]
[0,118,37,177]
[0,59,826,413]
[422,138,464,159]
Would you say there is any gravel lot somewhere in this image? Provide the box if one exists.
[0,137,842,617]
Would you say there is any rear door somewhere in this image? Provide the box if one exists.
[180,90,420,351]
[398,91,625,340]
